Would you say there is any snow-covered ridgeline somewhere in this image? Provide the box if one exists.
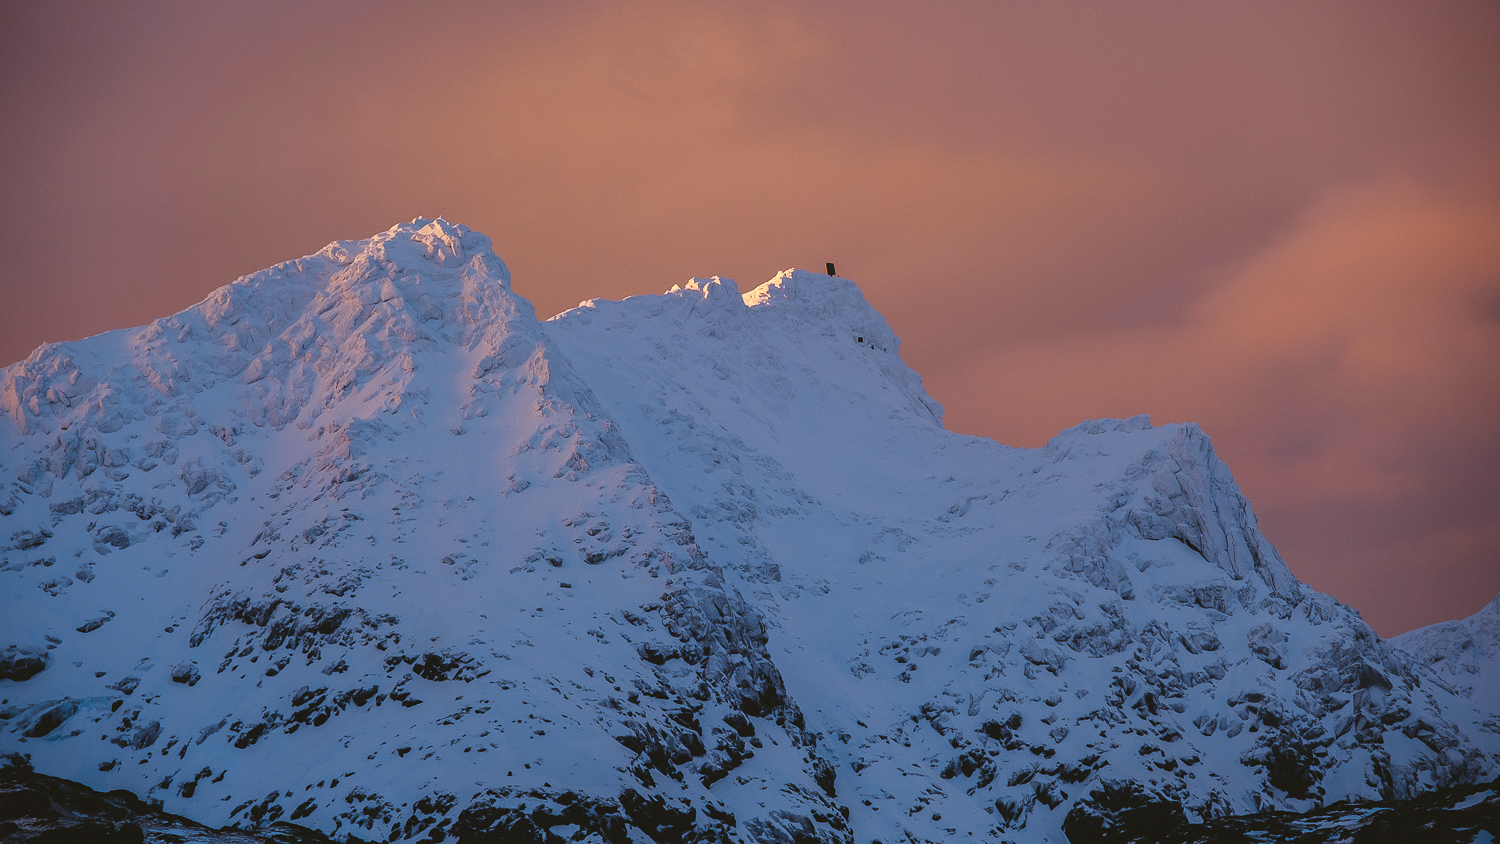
[1,220,848,843]
[546,271,1498,841]
[1,219,1495,844]
[1393,595,1500,734]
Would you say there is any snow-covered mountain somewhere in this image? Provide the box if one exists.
[1393,596,1500,740]
[2,219,1495,843]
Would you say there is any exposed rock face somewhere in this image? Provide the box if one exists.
[0,646,48,682]
[1061,779,1188,843]
[5,754,1492,844]
[1,220,1495,843]
[0,761,338,842]
[1154,775,1500,843]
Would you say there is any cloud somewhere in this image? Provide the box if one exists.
[933,180,1500,634]
[1,1,1497,634]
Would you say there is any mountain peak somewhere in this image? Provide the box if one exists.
[742,269,897,351]
[1,218,524,436]
[317,217,508,281]
[1392,589,1500,711]
[3,223,1496,844]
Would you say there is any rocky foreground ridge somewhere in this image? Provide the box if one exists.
[1,220,1496,843]
[2,761,1494,843]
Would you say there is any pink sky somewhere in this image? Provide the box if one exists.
[2,1,1496,636]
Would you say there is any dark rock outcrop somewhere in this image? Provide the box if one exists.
[0,765,338,843]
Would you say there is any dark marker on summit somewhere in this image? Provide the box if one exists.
[826,262,836,277]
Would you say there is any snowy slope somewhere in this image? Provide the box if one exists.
[545,272,1500,841]
[0,221,846,843]
[1,220,1496,844]
[1393,595,1500,739]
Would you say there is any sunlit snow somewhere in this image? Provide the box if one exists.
[1,219,1494,843]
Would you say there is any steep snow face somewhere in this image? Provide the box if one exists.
[1,222,1496,844]
[0,221,848,844]
[1393,596,1500,732]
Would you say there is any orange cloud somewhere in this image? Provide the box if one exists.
[934,180,1500,633]
[2,1,1497,634]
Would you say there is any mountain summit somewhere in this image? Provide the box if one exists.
[2,220,1495,843]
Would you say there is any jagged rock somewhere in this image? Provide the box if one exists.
[1156,776,1500,843]
[1062,780,1188,843]
[0,766,334,843]
[21,701,78,739]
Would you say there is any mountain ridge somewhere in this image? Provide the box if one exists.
[2,219,1495,844]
